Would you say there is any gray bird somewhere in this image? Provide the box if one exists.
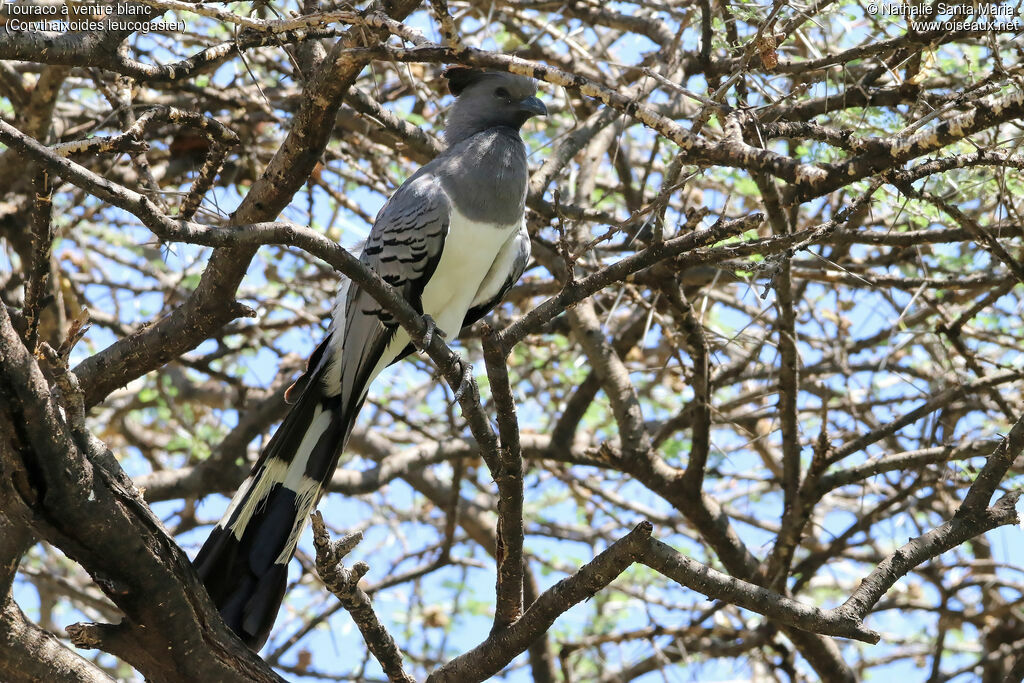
[193,67,546,650]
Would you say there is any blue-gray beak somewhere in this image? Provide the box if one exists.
[518,96,547,119]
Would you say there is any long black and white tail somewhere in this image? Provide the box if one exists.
[193,337,362,650]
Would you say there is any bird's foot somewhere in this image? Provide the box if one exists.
[419,314,447,351]
[450,359,474,405]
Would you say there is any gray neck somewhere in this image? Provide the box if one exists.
[444,106,508,147]
[435,128,528,224]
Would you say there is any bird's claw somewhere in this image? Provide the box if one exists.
[449,359,473,405]
[420,314,447,351]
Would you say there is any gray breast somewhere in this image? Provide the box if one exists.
[437,128,529,225]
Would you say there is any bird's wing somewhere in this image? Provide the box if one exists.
[325,171,452,406]
[461,221,531,329]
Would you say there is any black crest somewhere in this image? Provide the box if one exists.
[443,66,488,96]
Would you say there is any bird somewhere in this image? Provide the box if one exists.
[193,67,546,650]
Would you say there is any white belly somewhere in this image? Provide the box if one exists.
[372,210,518,379]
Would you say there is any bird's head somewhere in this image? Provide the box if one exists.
[442,67,547,144]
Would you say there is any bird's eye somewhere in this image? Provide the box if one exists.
[495,87,510,99]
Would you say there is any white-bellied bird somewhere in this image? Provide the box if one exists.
[193,67,546,650]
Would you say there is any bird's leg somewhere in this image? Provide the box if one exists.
[450,358,474,405]
[418,314,448,351]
